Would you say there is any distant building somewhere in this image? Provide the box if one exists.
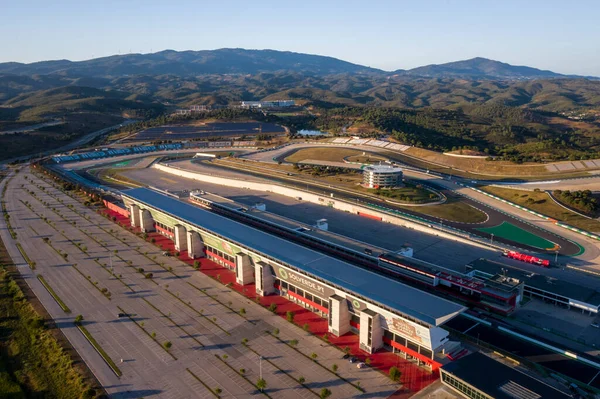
[240,100,295,109]
[175,105,211,115]
[362,165,404,188]
[190,105,210,112]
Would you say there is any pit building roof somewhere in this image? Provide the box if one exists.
[123,187,466,326]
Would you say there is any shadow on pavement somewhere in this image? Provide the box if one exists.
[113,389,162,398]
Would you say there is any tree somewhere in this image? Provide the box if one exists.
[74,314,84,324]
[365,358,371,366]
[241,338,248,345]
[268,303,277,313]
[320,388,332,398]
[298,376,305,384]
[214,387,222,394]
[163,341,172,350]
[239,308,246,316]
[286,311,294,323]
[303,323,310,332]
[256,378,267,392]
[332,364,338,373]
[311,352,318,361]
[289,338,298,347]
[389,366,401,382]
[273,327,279,336]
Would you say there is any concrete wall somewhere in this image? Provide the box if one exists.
[174,225,187,251]
[154,163,494,251]
[236,253,255,285]
[328,295,350,337]
[139,209,155,233]
[129,204,140,227]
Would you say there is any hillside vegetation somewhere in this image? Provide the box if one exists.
[1,50,599,161]
[0,268,98,398]
[302,105,600,162]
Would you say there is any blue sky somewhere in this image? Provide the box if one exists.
[2,0,599,75]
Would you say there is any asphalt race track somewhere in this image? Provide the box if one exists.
[125,122,285,142]
[423,180,582,256]
[196,160,582,257]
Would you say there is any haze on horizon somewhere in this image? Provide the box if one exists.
[2,0,600,76]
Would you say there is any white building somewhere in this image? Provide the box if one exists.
[241,100,295,109]
[362,165,404,188]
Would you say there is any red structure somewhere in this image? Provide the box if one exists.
[503,251,550,267]
[378,253,522,315]
[102,200,130,218]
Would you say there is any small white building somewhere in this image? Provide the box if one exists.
[241,100,295,109]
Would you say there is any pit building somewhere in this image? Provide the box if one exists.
[121,187,466,370]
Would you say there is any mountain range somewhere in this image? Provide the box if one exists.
[0,48,592,80]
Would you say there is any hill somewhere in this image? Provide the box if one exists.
[400,57,568,79]
[0,49,382,77]
[2,85,164,121]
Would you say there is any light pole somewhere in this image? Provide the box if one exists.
[259,355,263,381]
[555,250,559,263]
[491,233,494,245]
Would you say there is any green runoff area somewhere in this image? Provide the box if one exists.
[481,186,600,233]
[477,221,558,250]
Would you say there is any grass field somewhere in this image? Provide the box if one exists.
[346,154,388,164]
[399,199,488,223]
[481,186,600,232]
[380,149,592,181]
[365,184,435,203]
[285,147,363,163]
[403,147,600,178]
[477,221,558,250]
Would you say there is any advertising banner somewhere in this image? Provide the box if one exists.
[382,313,432,348]
[274,266,334,298]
